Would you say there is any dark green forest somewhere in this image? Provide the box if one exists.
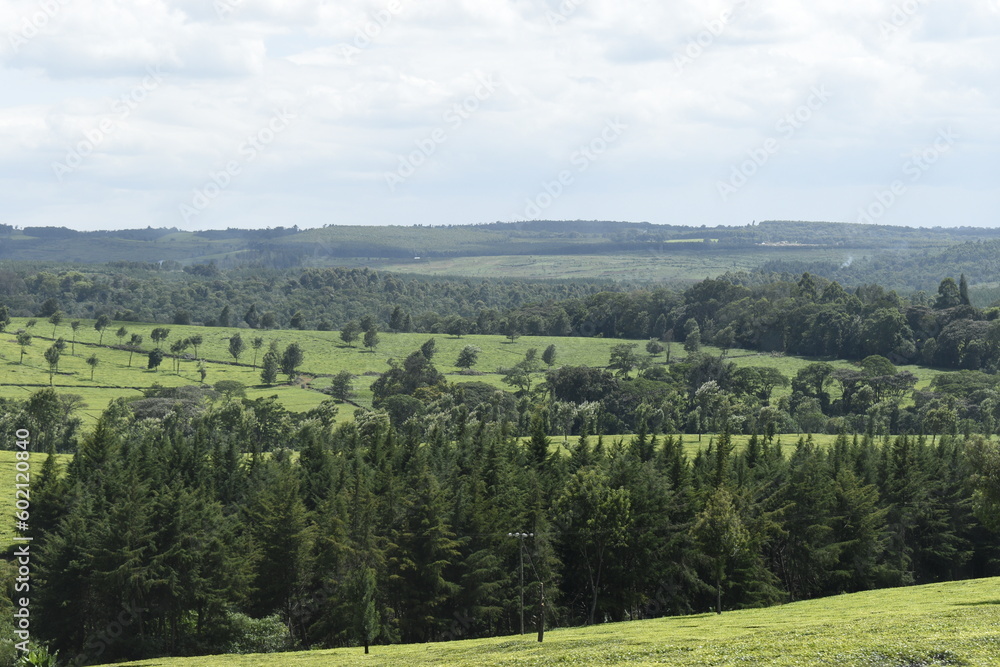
[6,384,1000,662]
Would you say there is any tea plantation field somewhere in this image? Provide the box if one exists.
[1,317,944,427]
[102,577,1000,667]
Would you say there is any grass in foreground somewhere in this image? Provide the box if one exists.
[103,577,1000,667]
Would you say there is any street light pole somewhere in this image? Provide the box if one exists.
[507,531,533,635]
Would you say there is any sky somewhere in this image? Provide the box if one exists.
[1,0,998,231]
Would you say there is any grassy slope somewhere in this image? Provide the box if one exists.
[335,247,854,282]
[1,317,945,426]
[0,317,636,422]
[104,577,1000,667]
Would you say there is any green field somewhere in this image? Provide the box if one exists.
[0,317,642,422]
[1,317,948,427]
[101,577,1000,667]
[356,247,855,282]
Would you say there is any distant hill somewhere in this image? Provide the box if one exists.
[4,220,1000,286]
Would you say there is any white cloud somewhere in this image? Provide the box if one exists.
[0,0,997,230]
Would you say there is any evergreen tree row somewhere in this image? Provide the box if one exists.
[6,394,999,663]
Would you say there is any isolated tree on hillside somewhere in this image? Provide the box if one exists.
[364,327,380,353]
[86,354,99,381]
[25,319,36,330]
[115,326,128,348]
[16,332,32,363]
[188,334,203,358]
[328,370,355,401]
[170,339,189,373]
[43,344,60,386]
[48,311,62,337]
[147,348,164,371]
[228,332,246,362]
[456,345,480,370]
[214,380,247,402]
[340,321,360,348]
[503,319,521,344]
[251,336,265,368]
[0,305,9,332]
[281,343,304,379]
[94,314,111,344]
[608,343,639,378]
[646,339,664,360]
[69,320,81,354]
[150,327,170,349]
[542,343,558,367]
[501,359,535,393]
[445,315,468,338]
[261,343,280,385]
[127,333,143,367]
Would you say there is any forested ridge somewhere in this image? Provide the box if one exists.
[4,220,1000,276]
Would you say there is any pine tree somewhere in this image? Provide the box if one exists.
[959,273,971,306]
[692,486,749,614]
[387,463,461,642]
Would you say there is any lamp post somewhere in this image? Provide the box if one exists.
[507,531,532,634]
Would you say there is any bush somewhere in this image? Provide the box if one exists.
[225,612,293,654]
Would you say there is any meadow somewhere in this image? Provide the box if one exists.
[357,247,855,282]
[0,317,945,427]
[101,577,1000,667]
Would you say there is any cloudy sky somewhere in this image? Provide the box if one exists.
[1,0,998,231]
